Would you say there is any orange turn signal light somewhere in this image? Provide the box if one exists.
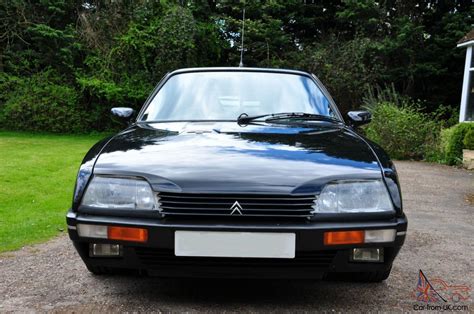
[324,230,364,245]
[108,226,148,243]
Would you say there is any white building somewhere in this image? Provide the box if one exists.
[458,29,474,122]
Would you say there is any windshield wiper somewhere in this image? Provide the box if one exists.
[237,112,340,124]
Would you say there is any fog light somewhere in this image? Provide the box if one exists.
[90,243,121,257]
[351,248,384,262]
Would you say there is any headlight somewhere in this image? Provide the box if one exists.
[81,176,157,210]
[313,180,393,213]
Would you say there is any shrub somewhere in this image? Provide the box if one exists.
[363,101,440,160]
[441,123,474,165]
[0,70,93,133]
[464,128,474,150]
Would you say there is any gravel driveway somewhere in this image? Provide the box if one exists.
[1,161,472,312]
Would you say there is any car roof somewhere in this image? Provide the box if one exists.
[169,67,313,77]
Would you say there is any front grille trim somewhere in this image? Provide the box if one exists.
[161,200,314,206]
[160,194,316,201]
[160,206,313,212]
[157,212,313,218]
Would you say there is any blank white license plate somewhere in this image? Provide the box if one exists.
[175,231,295,258]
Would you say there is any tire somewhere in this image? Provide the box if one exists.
[325,267,392,282]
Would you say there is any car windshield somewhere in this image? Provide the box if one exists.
[140,71,335,122]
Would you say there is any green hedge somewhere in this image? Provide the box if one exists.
[464,128,474,150]
[441,123,474,165]
[0,71,94,133]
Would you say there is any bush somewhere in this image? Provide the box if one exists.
[464,128,474,150]
[363,101,440,160]
[441,123,474,165]
[0,71,93,133]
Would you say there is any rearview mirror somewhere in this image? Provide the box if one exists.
[347,111,372,127]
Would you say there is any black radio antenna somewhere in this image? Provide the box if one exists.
[239,6,246,67]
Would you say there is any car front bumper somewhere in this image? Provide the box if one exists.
[67,210,407,278]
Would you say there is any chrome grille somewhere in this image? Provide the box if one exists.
[158,192,316,218]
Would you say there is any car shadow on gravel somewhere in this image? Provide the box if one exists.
[92,276,389,308]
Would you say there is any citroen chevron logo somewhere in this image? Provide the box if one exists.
[230,201,243,215]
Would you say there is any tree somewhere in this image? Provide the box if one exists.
[0,0,472,132]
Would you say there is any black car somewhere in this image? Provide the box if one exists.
[67,67,407,281]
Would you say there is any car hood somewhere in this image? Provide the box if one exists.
[93,122,382,194]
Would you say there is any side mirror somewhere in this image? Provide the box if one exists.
[111,107,135,125]
[347,110,372,127]
[111,107,135,119]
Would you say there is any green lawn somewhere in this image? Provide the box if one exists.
[0,131,107,252]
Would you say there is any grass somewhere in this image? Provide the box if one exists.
[0,131,108,252]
